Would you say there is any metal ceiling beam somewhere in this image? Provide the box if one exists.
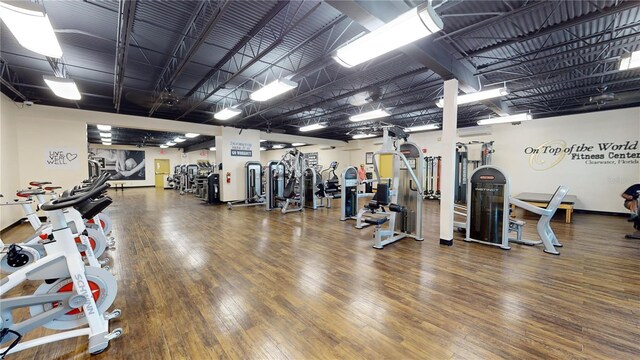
[464,1,639,58]
[326,0,480,93]
[148,0,232,116]
[175,0,290,119]
[0,59,27,101]
[183,139,216,153]
[113,0,137,113]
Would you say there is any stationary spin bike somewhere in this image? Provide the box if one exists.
[0,183,122,357]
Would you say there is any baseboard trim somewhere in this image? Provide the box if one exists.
[573,209,629,217]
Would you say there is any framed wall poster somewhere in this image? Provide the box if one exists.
[89,147,146,180]
[366,152,374,164]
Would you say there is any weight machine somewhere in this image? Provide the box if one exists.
[455,141,494,204]
[227,161,265,209]
[265,150,305,213]
[424,156,441,200]
[360,127,425,249]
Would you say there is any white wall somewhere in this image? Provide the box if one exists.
[217,127,261,201]
[349,107,640,213]
[1,94,21,229]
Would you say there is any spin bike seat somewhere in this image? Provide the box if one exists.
[29,181,52,187]
[44,186,62,191]
[16,189,46,197]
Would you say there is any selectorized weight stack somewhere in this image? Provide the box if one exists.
[340,166,359,221]
[265,161,285,211]
[464,165,510,250]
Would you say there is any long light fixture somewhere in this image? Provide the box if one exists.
[174,137,186,143]
[214,107,242,120]
[43,76,81,100]
[260,139,267,142]
[250,79,298,102]
[272,144,285,149]
[0,1,63,58]
[166,141,176,146]
[97,124,111,131]
[349,109,390,122]
[435,87,509,108]
[477,113,533,125]
[209,147,216,151]
[291,142,306,147]
[405,124,439,132]
[619,50,640,71]
[102,141,112,146]
[185,133,200,138]
[333,3,443,68]
[260,147,267,151]
[160,145,168,149]
[99,132,111,138]
[299,123,327,132]
[352,133,376,139]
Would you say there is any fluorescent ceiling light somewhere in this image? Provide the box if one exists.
[97,124,111,131]
[260,147,267,151]
[160,145,168,149]
[166,142,176,146]
[352,133,376,139]
[209,147,216,151]
[333,3,443,68]
[291,143,306,147]
[299,123,327,132]
[174,137,186,143]
[272,144,285,149]
[436,87,509,108]
[185,133,200,138]
[0,1,62,58]
[477,113,533,125]
[214,107,242,120]
[260,139,267,142]
[99,132,111,138]
[43,76,81,100]
[619,50,640,71]
[102,142,112,146]
[405,124,439,132]
[349,109,390,122]
[250,79,298,102]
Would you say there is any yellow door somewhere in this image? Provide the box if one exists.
[154,159,170,189]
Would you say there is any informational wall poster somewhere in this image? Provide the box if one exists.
[304,152,318,166]
[230,141,252,157]
[89,147,146,180]
[45,147,80,170]
[524,139,638,171]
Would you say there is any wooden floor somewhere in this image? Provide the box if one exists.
[2,188,639,360]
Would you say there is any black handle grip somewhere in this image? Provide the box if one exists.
[41,183,109,211]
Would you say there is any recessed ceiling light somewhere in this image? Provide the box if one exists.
[291,143,306,147]
[272,144,285,149]
[97,124,111,131]
[185,133,200,138]
[260,147,267,151]
[405,124,439,132]
[300,123,327,132]
[250,79,298,102]
[209,147,216,151]
[102,142,112,145]
[477,113,533,125]
[214,107,242,120]
[160,145,168,149]
[435,87,509,108]
[260,139,267,142]
[43,76,81,100]
[352,133,376,139]
[0,1,63,58]
[99,132,111,138]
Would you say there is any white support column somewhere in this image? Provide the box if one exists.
[439,79,458,246]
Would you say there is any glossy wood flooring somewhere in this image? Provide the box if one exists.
[2,188,639,359]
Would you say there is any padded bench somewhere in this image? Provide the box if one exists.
[111,182,125,192]
[511,192,577,224]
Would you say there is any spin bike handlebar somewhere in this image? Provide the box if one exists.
[41,183,109,211]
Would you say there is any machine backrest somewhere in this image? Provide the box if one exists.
[283,176,296,198]
[545,186,569,216]
[373,183,389,205]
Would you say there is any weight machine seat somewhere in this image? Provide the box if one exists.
[364,216,388,226]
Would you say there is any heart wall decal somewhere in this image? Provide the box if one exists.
[66,153,78,162]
